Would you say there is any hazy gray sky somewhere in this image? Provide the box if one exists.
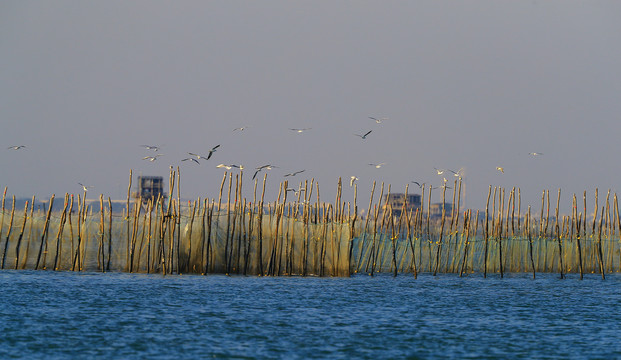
[1,1,620,212]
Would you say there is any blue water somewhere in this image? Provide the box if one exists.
[0,271,619,359]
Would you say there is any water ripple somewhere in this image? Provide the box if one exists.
[0,271,619,359]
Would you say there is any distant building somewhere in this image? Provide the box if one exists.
[383,193,421,217]
[429,202,453,218]
[133,176,166,203]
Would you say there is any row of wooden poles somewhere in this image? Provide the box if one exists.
[0,168,619,278]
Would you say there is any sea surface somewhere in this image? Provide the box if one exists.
[0,270,619,360]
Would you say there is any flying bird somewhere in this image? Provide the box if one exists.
[284,170,305,177]
[411,181,423,188]
[369,116,388,124]
[189,145,221,161]
[286,187,305,196]
[140,145,160,151]
[528,152,544,156]
[496,167,504,173]
[369,163,386,169]
[449,168,464,178]
[78,183,93,192]
[7,145,26,150]
[233,126,249,131]
[289,128,311,133]
[182,158,200,165]
[355,130,372,139]
[207,145,221,160]
[350,176,358,187]
[434,168,445,175]
[217,164,243,170]
[252,164,278,180]
[143,154,164,162]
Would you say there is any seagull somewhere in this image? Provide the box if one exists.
[143,154,164,162]
[217,164,243,170]
[188,145,221,161]
[182,158,200,165]
[78,183,93,192]
[369,116,388,124]
[354,130,372,139]
[233,126,249,131]
[284,170,305,177]
[206,145,221,160]
[496,167,504,173]
[140,145,160,151]
[350,176,358,187]
[286,187,305,196]
[252,164,278,180]
[434,168,445,175]
[449,168,464,178]
[369,163,385,169]
[411,181,423,188]
[529,152,544,156]
[7,145,26,150]
[289,128,311,133]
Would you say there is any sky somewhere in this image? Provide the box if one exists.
[1,1,621,214]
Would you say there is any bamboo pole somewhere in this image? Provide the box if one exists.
[596,206,605,280]
[126,170,132,271]
[555,189,564,279]
[14,200,29,270]
[0,187,7,263]
[433,184,447,276]
[459,209,471,277]
[257,173,267,275]
[483,185,491,278]
[106,197,112,271]
[20,195,36,269]
[573,194,583,279]
[35,194,55,270]
[1,196,16,269]
[527,206,535,279]
[53,194,69,271]
[98,194,105,271]
[348,183,358,276]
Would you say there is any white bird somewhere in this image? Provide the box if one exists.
[350,176,358,187]
[182,158,200,165]
[284,170,305,177]
[369,163,385,169]
[289,128,311,133]
[286,187,305,196]
[233,126,249,131]
[78,183,93,192]
[369,116,388,124]
[253,164,278,180]
[449,168,464,178]
[529,152,544,156]
[434,168,445,175]
[217,164,243,170]
[140,145,160,151]
[7,145,26,150]
[496,166,504,173]
[143,154,164,162]
[355,130,372,139]
[189,145,221,161]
